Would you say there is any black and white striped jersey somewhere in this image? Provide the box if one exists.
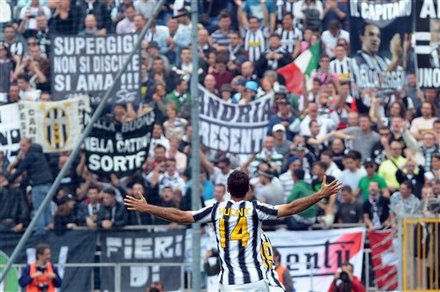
[329,57,351,76]
[244,29,267,62]
[260,231,285,290]
[192,200,279,285]
[351,50,404,94]
[276,27,302,54]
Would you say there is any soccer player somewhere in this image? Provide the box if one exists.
[124,170,341,291]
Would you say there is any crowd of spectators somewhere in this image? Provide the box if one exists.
[0,0,439,239]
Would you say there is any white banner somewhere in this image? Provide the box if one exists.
[267,227,365,292]
[199,86,273,154]
[18,95,90,153]
[0,103,21,161]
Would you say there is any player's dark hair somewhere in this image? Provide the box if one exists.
[227,170,249,198]
[360,22,379,36]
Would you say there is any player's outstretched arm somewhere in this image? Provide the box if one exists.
[124,193,195,224]
[277,176,342,218]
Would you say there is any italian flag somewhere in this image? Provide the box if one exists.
[277,41,321,95]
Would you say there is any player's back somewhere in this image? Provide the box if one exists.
[210,200,279,285]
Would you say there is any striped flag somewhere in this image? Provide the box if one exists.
[368,230,399,290]
[277,41,321,95]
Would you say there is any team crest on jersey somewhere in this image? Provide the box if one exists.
[43,107,70,150]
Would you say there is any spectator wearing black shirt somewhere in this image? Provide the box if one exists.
[0,174,30,232]
[363,181,391,230]
[255,33,293,78]
[54,194,79,235]
[336,186,363,224]
[77,184,102,228]
[97,188,128,229]
[50,0,80,35]
[8,138,52,234]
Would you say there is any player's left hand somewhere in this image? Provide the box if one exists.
[320,176,342,198]
[124,192,149,212]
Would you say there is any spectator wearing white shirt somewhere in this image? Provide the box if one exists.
[134,0,157,20]
[289,102,338,137]
[116,4,136,34]
[321,20,349,58]
[147,158,185,194]
[148,124,170,157]
[339,152,367,194]
[16,73,41,101]
[18,0,51,37]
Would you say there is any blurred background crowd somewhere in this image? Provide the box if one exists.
[0,0,439,237]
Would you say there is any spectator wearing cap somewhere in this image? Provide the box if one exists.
[200,152,233,187]
[272,124,291,157]
[255,33,294,78]
[289,141,316,179]
[220,84,233,102]
[145,41,171,72]
[267,96,296,140]
[321,19,349,58]
[356,159,388,202]
[169,8,192,54]
[54,194,79,235]
[336,186,363,224]
[239,80,258,105]
[231,77,246,102]
[286,168,317,230]
[212,54,233,91]
[97,188,128,229]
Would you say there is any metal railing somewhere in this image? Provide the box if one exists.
[401,217,440,292]
[1,262,185,292]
